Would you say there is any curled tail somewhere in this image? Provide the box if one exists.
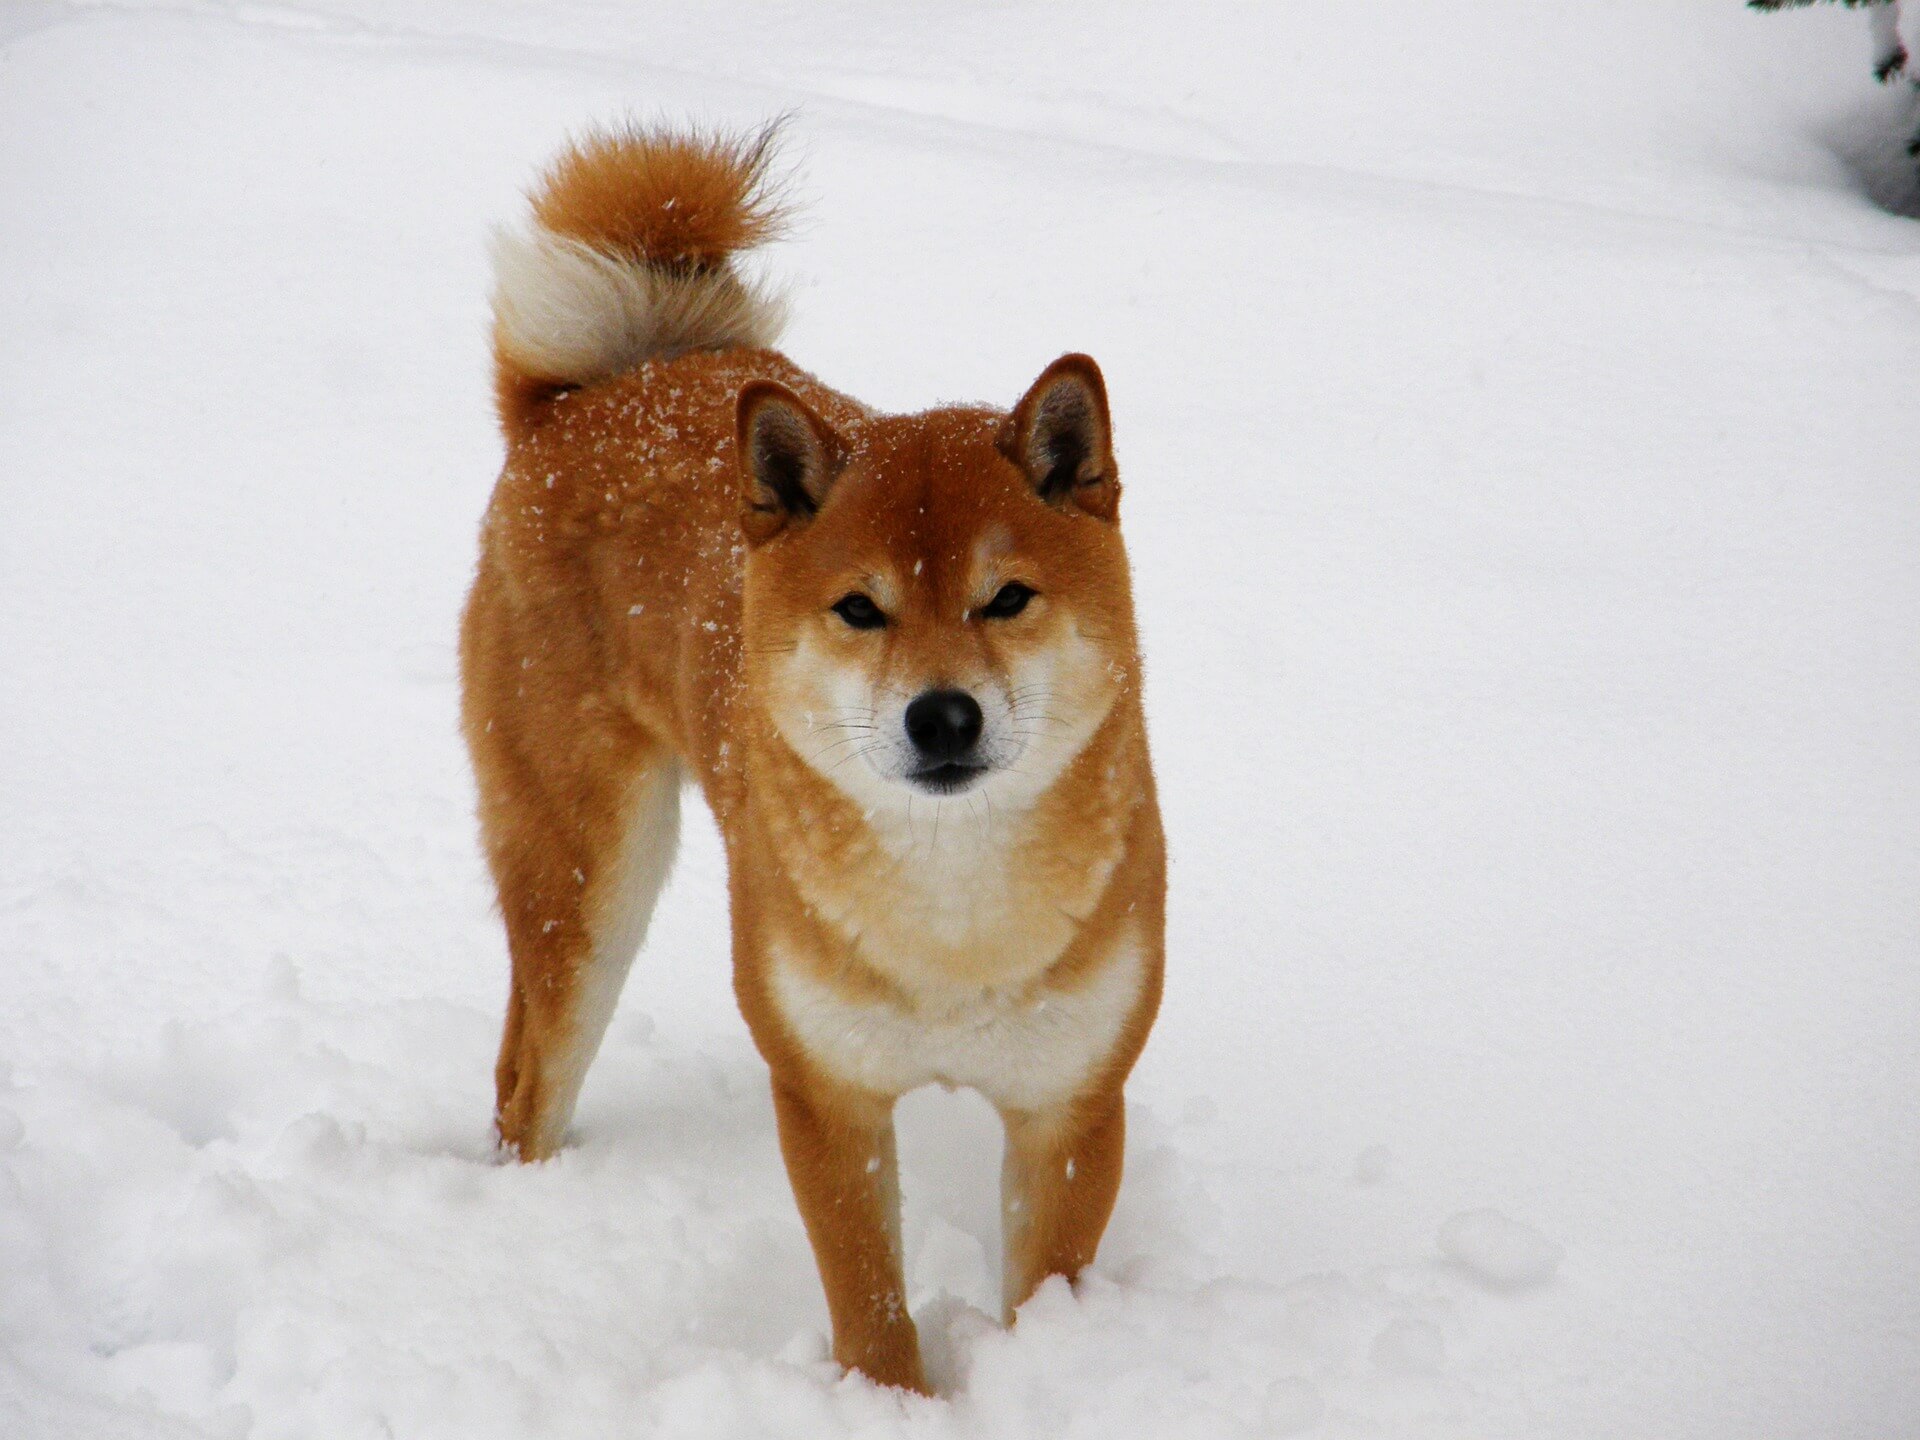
[489,120,792,431]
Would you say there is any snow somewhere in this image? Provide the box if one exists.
[1368,1318,1446,1380]
[3,2,1918,1437]
[1434,1209,1564,1292]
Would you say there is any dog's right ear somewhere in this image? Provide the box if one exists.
[737,381,845,544]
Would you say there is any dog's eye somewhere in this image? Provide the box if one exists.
[831,593,887,629]
[980,582,1035,620]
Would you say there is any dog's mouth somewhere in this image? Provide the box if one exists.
[908,761,987,794]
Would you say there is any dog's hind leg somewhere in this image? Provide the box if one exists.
[486,745,681,1161]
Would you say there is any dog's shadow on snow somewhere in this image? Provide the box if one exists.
[1820,89,1920,220]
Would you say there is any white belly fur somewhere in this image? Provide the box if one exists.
[768,931,1147,1112]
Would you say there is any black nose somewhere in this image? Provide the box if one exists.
[904,689,983,763]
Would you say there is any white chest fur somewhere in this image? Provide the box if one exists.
[768,931,1147,1112]
[785,788,1125,994]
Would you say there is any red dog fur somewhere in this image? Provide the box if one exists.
[460,122,1164,1392]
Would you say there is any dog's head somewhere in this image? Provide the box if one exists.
[738,354,1137,816]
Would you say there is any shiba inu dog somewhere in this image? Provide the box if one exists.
[460,122,1164,1393]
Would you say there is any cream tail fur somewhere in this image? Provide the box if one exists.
[489,227,787,390]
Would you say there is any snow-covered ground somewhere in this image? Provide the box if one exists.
[3,2,1918,1436]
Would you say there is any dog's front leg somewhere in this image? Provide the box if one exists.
[999,1092,1126,1322]
[769,1077,926,1393]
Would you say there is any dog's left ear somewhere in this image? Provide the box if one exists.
[999,353,1118,521]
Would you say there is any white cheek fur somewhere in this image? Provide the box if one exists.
[769,617,1116,817]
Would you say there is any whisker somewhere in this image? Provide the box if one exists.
[809,732,874,762]
[824,740,888,776]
